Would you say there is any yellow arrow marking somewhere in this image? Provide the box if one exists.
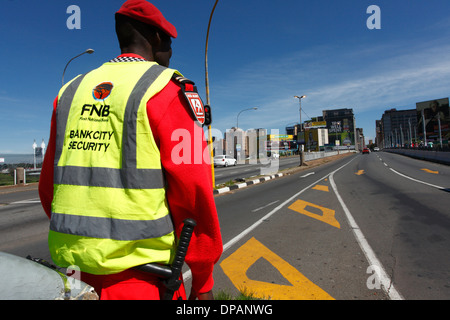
[220,237,334,300]
[288,199,340,229]
[421,168,439,174]
[312,185,329,192]
[355,170,365,175]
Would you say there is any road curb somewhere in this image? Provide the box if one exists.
[213,173,284,195]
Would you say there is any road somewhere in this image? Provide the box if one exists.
[213,155,301,185]
[211,151,450,300]
[1,151,449,299]
[0,187,50,261]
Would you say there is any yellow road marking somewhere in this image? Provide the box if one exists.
[355,170,365,175]
[288,199,340,229]
[220,237,334,300]
[312,185,329,192]
[421,168,439,174]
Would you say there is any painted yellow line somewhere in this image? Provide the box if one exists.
[355,170,365,175]
[421,168,439,174]
[288,199,340,229]
[220,237,334,300]
[312,185,329,192]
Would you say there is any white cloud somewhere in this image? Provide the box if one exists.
[209,39,450,135]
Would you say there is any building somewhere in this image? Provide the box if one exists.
[355,128,365,151]
[322,108,357,149]
[380,108,417,148]
[223,128,268,162]
[416,98,450,146]
[304,128,329,151]
[285,124,300,138]
[375,120,383,147]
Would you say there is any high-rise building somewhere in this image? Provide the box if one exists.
[380,108,417,148]
[322,108,357,149]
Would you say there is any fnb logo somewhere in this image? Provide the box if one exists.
[93,82,113,101]
[83,82,113,117]
[81,104,110,117]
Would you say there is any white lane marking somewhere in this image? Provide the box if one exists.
[300,172,315,178]
[10,198,41,204]
[329,171,404,300]
[251,200,280,213]
[389,168,445,191]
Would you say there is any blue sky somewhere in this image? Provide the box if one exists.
[1,0,450,154]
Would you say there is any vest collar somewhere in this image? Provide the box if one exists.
[109,53,147,63]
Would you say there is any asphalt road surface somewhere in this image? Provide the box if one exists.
[211,151,450,300]
[1,151,449,300]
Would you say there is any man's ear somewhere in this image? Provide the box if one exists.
[149,30,163,51]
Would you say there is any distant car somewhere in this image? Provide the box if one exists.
[214,155,237,167]
[373,147,380,152]
[362,147,370,154]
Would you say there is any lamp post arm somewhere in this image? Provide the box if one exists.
[62,49,94,86]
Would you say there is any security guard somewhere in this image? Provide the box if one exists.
[39,0,222,300]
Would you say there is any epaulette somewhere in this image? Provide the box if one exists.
[173,75,195,85]
[173,75,212,126]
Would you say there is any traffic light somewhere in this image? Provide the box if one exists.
[204,105,212,126]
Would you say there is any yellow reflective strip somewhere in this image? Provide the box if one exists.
[52,185,168,220]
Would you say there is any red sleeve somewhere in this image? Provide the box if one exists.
[39,80,223,296]
[38,97,57,219]
[147,80,223,295]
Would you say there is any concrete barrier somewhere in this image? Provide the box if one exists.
[15,167,25,185]
[384,149,450,165]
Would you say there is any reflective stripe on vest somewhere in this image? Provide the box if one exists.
[54,64,167,188]
[50,211,173,241]
[49,62,180,274]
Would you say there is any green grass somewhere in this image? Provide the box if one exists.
[214,288,270,300]
[0,173,14,186]
[0,172,40,186]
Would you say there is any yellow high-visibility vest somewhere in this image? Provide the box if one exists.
[49,61,182,275]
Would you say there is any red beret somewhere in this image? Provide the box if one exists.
[116,0,177,38]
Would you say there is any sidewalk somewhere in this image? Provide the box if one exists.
[0,182,38,194]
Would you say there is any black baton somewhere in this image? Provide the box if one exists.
[134,218,197,300]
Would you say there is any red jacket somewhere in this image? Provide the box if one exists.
[39,54,223,295]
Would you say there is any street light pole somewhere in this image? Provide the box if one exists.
[421,109,427,146]
[205,0,219,188]
[62,48,94,86]
[32,140,37,170]
[236,107,258,129]
[294,95,306,166]
[437,114,443,147]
